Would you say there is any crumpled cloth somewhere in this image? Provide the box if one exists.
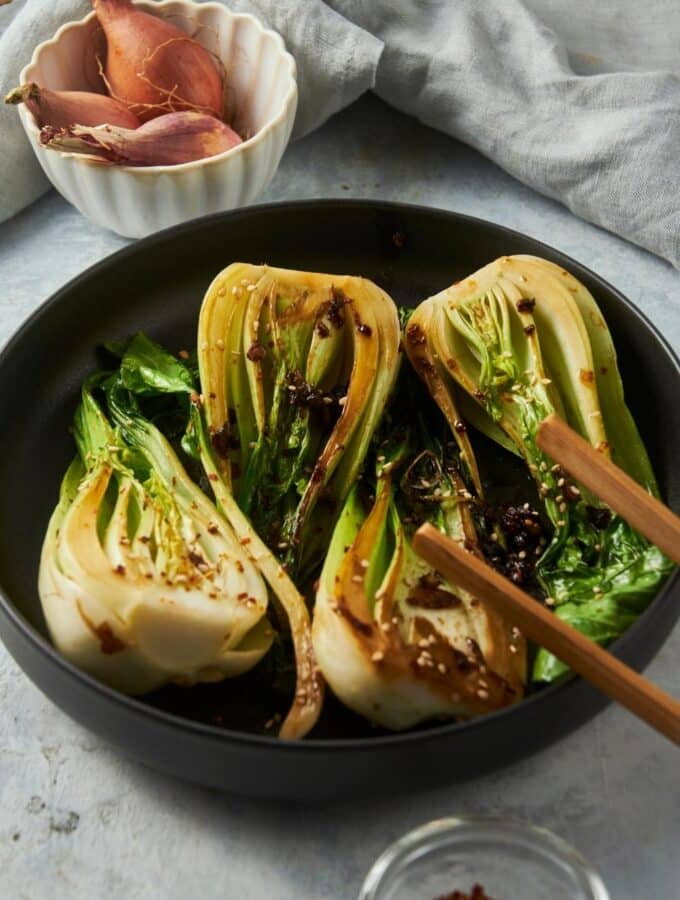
[1,0,678,267]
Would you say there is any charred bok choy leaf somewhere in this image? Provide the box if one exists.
[312,372,526,729]
[406,255,672,681]
[39,370,272,696]
[196,265,401,736]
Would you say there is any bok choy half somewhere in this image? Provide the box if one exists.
[195,264,401,735]
[39,370,272,697]
[313,372,526,729]
[406,255,672,681]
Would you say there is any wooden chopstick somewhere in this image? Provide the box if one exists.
[536,414,680,565]
[413,523,680,745]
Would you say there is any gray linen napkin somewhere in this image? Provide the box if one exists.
[1,0,678,268]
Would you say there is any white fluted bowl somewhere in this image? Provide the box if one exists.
[18,1,297,238]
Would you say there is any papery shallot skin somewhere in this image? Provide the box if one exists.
[5,82,140,129]
[93,0,225,122]
[40,111,242,166]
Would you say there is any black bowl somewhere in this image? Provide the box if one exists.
[0,201,677,801]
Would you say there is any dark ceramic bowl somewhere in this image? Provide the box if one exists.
[0,201,677,800]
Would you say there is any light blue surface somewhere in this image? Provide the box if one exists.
[0,96,677,900]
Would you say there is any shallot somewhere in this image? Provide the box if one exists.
[5,82,140,129]
[40,111,242,166]
[92,0,224,122]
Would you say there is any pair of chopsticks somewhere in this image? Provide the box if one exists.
[413,414,680,745]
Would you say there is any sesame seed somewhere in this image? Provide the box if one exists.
[418,639,429,649]
[555,494,564,503]
[539,462,547,472]
[371,650,384,662]
[216,338,225,350]
[559,502,567,512]
[477,689,489,700]
[509,644,518,654]
[351,574,363,584]
[201,341,209,351]
[551,464,561,473]
[557,478,565,487]
[246,284,256,293]
[359,559,369,569]
[557,519,566,527]
[518,550,527,559]
[545,596,556,607]
[437,663,447,675]
[541,378,552,385]
[231,286,239,295]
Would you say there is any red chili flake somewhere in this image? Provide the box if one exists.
[94,623,126,655]
[246,341,266,362]
[516,297,536,313]
[579,368,595,384]
[391,231,406,248]
[114,564,126,576]
[405,322,426,346]
[178,349,190,360]
[524,323,536,335]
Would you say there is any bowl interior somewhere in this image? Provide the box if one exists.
[22,0,294,139]
[0,201,677,744]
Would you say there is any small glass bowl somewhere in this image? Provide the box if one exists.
[359,816,610,900]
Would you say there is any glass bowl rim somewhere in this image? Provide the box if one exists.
[359,815,610,900]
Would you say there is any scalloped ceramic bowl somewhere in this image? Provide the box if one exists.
[17,1,297,238]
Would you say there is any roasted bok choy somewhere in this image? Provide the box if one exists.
[195,264,401,735]
[39,373,272,696]
[406,255,672,681]
[313,374,526,729]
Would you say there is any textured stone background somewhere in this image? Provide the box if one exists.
[0,96,678,899]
